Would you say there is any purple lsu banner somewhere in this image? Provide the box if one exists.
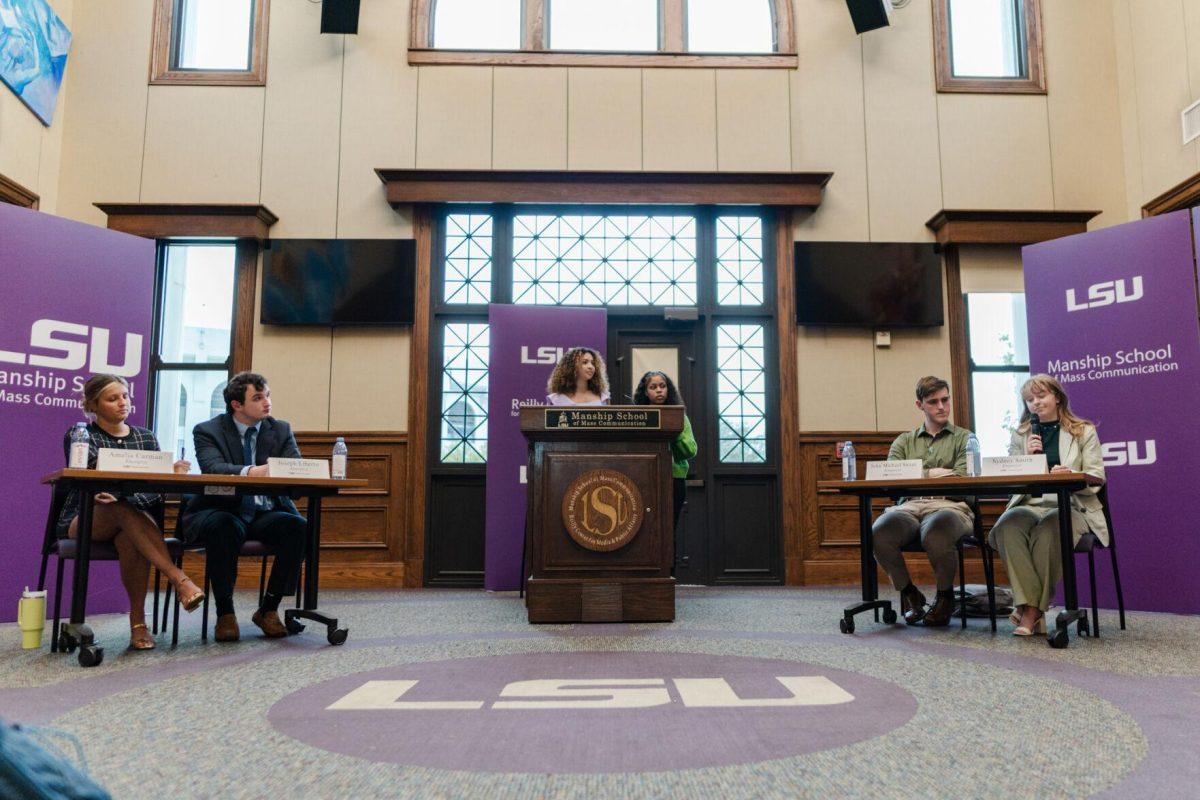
[0,204,155,621]
[485,304,607,591]
[1022,209,1200,614]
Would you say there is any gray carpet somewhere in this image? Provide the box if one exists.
[2,586,1198,799]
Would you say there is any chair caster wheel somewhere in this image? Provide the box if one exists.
[78,645,104,667]
[285,618,306,636]
[58,632,77,654]
[839,617,855,635]
[1077,618,1089,637]
[1048,628,1069,649]
[882,608,898,625]
[327,628,348,646]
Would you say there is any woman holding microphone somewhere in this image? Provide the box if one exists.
[57,374,204,650]
[989,374,1107,636]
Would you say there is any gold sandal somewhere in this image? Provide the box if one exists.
[175,577,205,613]
[129,622,156,651]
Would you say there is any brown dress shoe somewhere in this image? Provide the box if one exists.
[900,586,927,626]
[214,613,240,642]
[252,609,288,638]
[923,594,956,627]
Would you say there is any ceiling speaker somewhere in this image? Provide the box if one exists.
[321,0,361,35]
[845,0,890,35]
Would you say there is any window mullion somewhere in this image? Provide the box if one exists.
[661,0,685,52]
[523,0,547,50]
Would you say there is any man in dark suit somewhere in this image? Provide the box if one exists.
[180,372,305,642]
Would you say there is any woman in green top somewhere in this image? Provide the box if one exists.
[990,374,1107,637]
[634,371,697,534]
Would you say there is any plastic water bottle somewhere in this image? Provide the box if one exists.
[69,422,90,469]
[965,433,982,477]
[842,441,857,481]
[331,436,348,480]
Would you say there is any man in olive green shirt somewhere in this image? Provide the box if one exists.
[873,376,975,627]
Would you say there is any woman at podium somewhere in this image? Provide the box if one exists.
[545,347,610,405]
[634,371,697,532]
[989,374,1107,637]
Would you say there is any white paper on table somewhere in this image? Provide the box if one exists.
[981,454,1048,476]
[865,459,923,481]
[267,457,330,480]
[96,448,175,474]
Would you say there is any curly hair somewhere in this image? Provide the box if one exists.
[546,347,609,397]
[1015,373,1094,438]
[633,370,683,407]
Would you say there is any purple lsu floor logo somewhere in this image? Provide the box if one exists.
[269,651,917,773]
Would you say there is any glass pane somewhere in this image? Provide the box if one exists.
[512,214,697,306]
[158,244,236,364]
[175,0,254,71]
[948,0,1025,78]
[715,216,765,306]
[716,324,767,463]
[440,322,489,463]
[433,0,521,50]
[444,214,493,305]
[971,371,1029,458]
[966,293,1028,366]
[153,369,229,471]
[687,0,774,53]
[549,0,658,52]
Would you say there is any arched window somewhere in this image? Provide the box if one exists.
[210,381,226,419]
[411,0,794,68]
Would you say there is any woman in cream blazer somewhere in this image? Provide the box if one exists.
[990,374,1107,636]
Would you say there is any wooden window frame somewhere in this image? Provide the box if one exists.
[408,0,797,68]
[932,0,1045,94]
[0,172,39,209]
[150,0,270,86]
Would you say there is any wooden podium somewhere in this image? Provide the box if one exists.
[520,405,681,623]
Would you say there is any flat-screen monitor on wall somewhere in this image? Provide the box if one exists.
[262,239,416,325]
[794,242,943,327]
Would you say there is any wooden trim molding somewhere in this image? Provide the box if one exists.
[943,246,971,432]
[150,0,270,86]
[95,203,279,241]
[405,207,434,587]
[925,209,1099,246]
[408,0,796,67]
[376,169,833,208]
[231,240,259,374]
[1142,170,1200,217]
[774,209,803,586]
[0,172,39,209]
[932,0,1045,94]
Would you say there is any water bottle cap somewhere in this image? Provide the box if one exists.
[336,436,345,441]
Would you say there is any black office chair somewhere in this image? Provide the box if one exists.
[37,483,178,653]
[1072,484,1127,638]
[898,498,998,631]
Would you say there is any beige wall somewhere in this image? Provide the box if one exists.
[0,0,72,211]
[1113,0,1200,217]
[25,0,1136,433]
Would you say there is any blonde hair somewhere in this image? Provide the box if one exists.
[546,347,609,397]
[1016,373,1093,438]
[81,374,129,415]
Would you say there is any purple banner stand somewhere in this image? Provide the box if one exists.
[484,304,606,591]
[1022,209,1200,614]
[0,205,154,621]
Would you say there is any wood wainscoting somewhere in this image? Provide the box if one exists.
[795,432,1008,588]
[172,431,409,590]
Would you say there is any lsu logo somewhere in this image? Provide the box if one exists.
[1101,440,1156,467]
[581,485,631,537]
[327,676,855,711]
[0,319,144,376]
[521,346,564,365]
[1066,277,1143,312]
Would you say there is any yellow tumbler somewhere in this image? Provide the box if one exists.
[18,587,46,650]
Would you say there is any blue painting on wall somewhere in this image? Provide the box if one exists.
[0,0,71,126]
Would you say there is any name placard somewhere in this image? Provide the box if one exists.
[96,448,175,474]
[544,408,660,429]
[267,458,330,480]
[865,459,923,481]
[981,454,1048,476]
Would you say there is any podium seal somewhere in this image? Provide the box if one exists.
[561,469,645,552]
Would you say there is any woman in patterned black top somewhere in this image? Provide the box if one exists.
[59,375,205,650]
